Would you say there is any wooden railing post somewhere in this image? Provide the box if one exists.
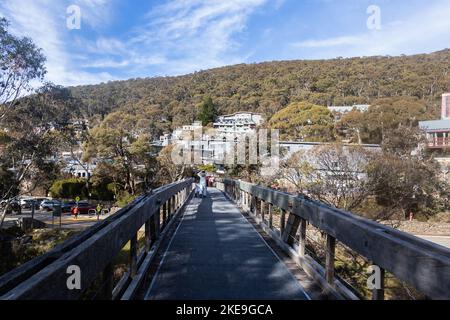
[280,209,286,235]
[167,198,171,221]
[163,201,168,225]
[130,233,138,278]
[101,263,114,300]
[282,213,300,245]
[325,234,336,286]
[298,218,307,258]
[372,265,385,300]
[145,219,152,253]
[154,205,160,239]
[243,191,247,209]
[170,196,174,217]
[261,200,265,222]
[268,203,273,228]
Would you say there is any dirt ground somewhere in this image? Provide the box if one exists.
[381,219,450,236]
[396,221,450,236]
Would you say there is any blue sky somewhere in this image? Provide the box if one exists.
[1,0,450,86]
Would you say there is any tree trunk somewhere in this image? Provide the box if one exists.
[0,201,11,229]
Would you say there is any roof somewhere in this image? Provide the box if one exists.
[419,119,450,131]
[280,141,381,148]
[218,112,263,118]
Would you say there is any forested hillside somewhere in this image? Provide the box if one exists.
[69,49,450,130]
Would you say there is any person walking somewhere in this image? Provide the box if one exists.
[73,206,79,220]
[198,170,207,197]
[96,204,102,221]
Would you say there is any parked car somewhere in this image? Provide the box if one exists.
[34,198,48,206]
[62,201,77,213]
[20,198,40,210]
[40,199,61,212]
[0,198,22,214]
[71,202,96,215]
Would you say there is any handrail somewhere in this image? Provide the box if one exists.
[219,178,450,300]
[0,179,194,300]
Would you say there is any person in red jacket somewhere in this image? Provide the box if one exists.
[72,206,79,220]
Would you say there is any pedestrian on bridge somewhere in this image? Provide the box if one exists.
[198,171,207,198]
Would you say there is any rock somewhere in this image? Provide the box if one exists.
[15,218,47,231]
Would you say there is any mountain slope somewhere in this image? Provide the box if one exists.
[69,49,450,128]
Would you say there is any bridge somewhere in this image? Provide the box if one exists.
[0,179,449,300]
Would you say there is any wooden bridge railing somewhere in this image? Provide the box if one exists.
[217,179,450,300]
[0,179,194,300]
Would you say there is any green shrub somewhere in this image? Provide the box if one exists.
[116,191,138,207]
[49,178,87,199]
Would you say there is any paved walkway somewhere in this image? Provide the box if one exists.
[145,188,310,300]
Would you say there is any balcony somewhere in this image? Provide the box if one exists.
[427,137,450,148]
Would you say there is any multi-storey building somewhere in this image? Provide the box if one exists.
[419,93,450,149]
[213,112,264,136]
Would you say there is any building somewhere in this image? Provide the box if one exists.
[280,141,381,159]
[419,93,450,149]
[60,151,97,179]
[213,112,264,135]
[156,113,265,165]
[441,93,450,119]
[328,104,370,120]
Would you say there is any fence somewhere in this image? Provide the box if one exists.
[217,178,450,300]
[0,179,194,300]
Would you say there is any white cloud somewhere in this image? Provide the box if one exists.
[294,36,361,48]
[0,0,116,86]
[128,0,269,74]
[291,0,450,58]
[0,0,270,84]
[73,0,115,29]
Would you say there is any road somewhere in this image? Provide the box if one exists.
[415,235,450,248]
[2,210,112,230]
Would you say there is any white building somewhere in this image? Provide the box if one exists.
[280,141,381,159]
[213,112,264,136]
[328,104,370,120]
[157,113,265,164]
[60,151,97,179]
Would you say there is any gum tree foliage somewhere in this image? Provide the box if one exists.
[68,49,450,130]
[0,84,77,226]
[0,18,46,113]
[339,96,430,144]
[156,144,192,184]
[0,19,68,227]
[198,96,217,126]
[303,144,376,211]
[366,154,447,219]
[279,150,314,193]
[269,102,335,142]
[83,111,157,196]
